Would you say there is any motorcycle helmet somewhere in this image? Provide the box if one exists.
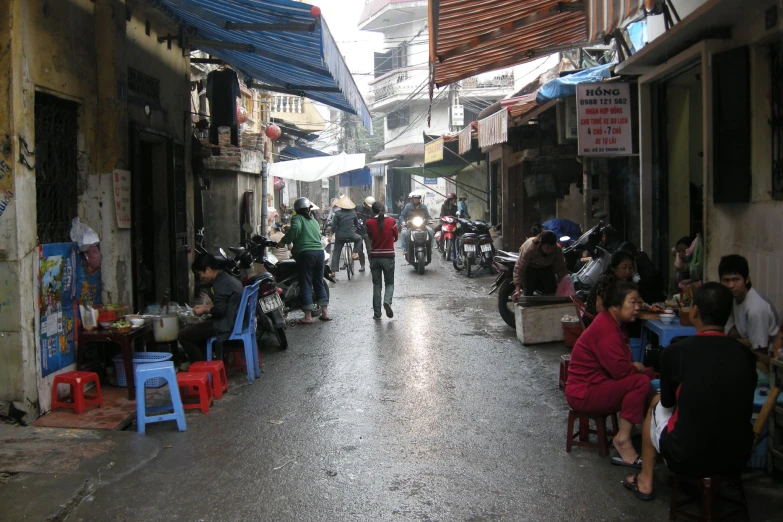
[364,196,376,206]
[411,191,423,199]
[293,197,312,212]
[446,192,457,200]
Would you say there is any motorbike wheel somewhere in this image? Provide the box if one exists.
[443,238,451,259]
[497,279,516,328]
[274,326,288,350]
[416,251,425,275]
[452,244,464,271]
[466,253,473,277]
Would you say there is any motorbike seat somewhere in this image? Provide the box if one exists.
[277,259,297,266]
[462,232,477,239]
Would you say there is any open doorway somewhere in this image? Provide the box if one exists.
[129,125,189,312]
[651,64,703,285]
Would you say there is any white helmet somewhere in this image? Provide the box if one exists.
[410,191,423,199]
[364,196,376,206]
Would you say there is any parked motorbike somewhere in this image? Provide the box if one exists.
[247,235,335,319]
[435,215,458,261]
[488,250,520,328]
[453,217,494,277]
[220,245,288,350]
[404,216,431,274]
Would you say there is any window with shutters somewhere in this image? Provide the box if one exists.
[712,46,751,203]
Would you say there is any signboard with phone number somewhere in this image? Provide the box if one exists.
[576,82,633,156]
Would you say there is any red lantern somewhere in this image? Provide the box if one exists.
[236,105,249,125]
[310,5,321,17]
[265,124,281,140]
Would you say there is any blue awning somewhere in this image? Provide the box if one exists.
[279,144,329,161]
[536,62,617,105]
[339,168,371,188]
[154,0,371,131]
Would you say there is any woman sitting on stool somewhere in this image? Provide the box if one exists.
[566,280,653,468]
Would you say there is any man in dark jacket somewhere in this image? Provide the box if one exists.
[329,195,363,274]
[399,191,433,253]
[178,253,243,365]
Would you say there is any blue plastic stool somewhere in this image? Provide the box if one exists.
[206,281,261,383]
[135,361,187,434]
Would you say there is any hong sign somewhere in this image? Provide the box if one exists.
[424,138,444,164]
[576,82,633,156]
[423,178,438,184]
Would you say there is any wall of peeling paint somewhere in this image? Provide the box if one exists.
[0,0,192,419]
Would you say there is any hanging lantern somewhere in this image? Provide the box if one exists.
[265,124,281,140]
[236,105,249,125]
[310,6,321,17]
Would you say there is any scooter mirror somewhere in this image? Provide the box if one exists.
[242,223,253,234]
[219,247,228,258]
[593,210,608,219]
[560,236,571,242]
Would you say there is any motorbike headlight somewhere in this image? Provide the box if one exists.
[411,217,424,227]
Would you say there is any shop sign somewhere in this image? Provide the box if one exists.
[576,83,633,156]
[424,138,444,164]
[423,177,438,184]
[113,169,131,228]
[370,163,386,178]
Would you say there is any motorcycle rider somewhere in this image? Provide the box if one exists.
[355,196,376,272]
[399,191,433,255]
[512,230,568,299]
[440,192,458,218]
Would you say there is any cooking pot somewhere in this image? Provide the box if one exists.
[154,313,180,342]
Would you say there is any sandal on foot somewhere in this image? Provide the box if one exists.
[611,455,643,469]
[623,474,655,501]
[295,319,313,325]
[318,315,333,322]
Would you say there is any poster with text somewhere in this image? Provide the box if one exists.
[113,169,131,228]
[39,243,78,377]
[576,82,633,156]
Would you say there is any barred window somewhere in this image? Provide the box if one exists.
[128,67,160,102]
[34,93,79,244]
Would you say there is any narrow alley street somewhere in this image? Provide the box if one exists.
[3,252,781,521]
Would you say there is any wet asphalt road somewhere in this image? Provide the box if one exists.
[65,250,783,521]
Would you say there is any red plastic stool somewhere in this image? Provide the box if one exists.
[566,409,619,456]
[188,361,228,399]
[559,354,571,391]
[51,371,103,414]
[176,372,214,414]
[669,474,749,521]
[223,343,262,372]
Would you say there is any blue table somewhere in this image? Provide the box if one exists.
[641,319,697,350]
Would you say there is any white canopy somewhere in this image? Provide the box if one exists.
[269,152,366,182]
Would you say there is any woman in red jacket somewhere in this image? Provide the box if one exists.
[566,280,652,468]
[365,201,399,320]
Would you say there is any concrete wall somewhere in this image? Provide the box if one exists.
[0,0,192,418]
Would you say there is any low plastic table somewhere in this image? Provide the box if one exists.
[641,319,696,350]
[78,323,155,400]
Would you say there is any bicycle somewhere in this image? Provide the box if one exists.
[342,240,355,280]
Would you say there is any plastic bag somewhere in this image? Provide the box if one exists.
[69,218,100,251]
[555,275,576,297]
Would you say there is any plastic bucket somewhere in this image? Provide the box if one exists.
[561,321,583,348]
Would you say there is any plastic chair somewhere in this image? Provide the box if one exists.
[135,361,186,434]
[669,474,749,521]
[176,372,214,414]
[189,361,228,399]
[571,295,596,326]
[206,281,261,383]
[566,409,619,456]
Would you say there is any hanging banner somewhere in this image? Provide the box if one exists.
[458,125,472,155]
[576,82,633,156]
[478,110,508,148]
[113,169,131,228]
[39,243,78,377]
[424,138,444,164]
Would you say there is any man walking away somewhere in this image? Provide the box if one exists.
[366,201,398,320]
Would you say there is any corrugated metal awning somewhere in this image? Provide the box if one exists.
[429,0,645,88]
[373,143,426,160]
[153,0,372,131]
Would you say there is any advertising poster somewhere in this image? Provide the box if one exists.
[39,243,78,377]
[113,169,131,229]
[576,82,633,156]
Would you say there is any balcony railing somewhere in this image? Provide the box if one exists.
[270,95,303,114]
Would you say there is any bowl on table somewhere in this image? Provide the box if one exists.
[99,321,113,329]
[659,313,676,324]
